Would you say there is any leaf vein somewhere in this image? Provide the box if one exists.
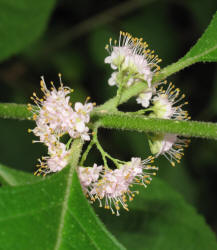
[53,168,74,250]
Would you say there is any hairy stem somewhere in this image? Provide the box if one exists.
[1,103,217,140]
[93,111,217,140]
[152,57,197,83]
[79,140,95,165]
[0,103,30,120]
[93,128,109,168]
[94,81,148,111]
[68,138,84,167]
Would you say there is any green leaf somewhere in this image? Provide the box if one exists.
[0,163,39,186]
[185,11,217,62]
[97,178,217,250]
[0,0,56,61]
[0,139,124,250]
[154,11,217,82]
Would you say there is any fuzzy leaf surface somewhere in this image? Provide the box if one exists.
[0,140,124,250]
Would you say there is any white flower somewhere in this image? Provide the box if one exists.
[35,142,70,175]
[29,75,94,143]
[47,152,69,173]
[158,134,177,154]
[123,54,153,86]
[74,102,94,123]
[105,46,132,70]
[108,72,118,86]
[31,120,56,145]
[105,31,161,88]
[148,133,190,167]
[152,94,175,118]
[75,120,86,133]
[151,82,189,120]
[29,75,95,175]
[78,164,102,187]
[78,164,103,202]
[136,88,153,108]
[144,82,190,165]
[123,157,157,187]
[86,157,157,215]
[90,168,131,215]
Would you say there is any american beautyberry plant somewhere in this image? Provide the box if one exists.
[0,2,217,250]
[26,31,191,215]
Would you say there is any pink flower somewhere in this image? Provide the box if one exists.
[80,157,157,215]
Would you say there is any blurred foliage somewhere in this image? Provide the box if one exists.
[0,0,56,62]
[0,0,217,247]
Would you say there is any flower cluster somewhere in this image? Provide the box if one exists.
[144,83,190,166]
[78,157,157,216]
[105,32,190,166]
[28,75,94,175]
[105,31,161,88]
[28,31,191,216]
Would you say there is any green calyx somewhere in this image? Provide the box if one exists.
[148,133,164,155]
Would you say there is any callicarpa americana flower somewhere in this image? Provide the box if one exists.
[28,75,94,141]
[136,87,154,108]
[150,82,190,120]
[104,31,162,88]
[28,75,94,175]
[78,164,103,197]
[78,157,158,216]
[136,82,191,166]
[36,141,71,175]
[27,31,190,215]
[148,133,190,167]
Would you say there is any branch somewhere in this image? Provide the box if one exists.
[92,111,217,140]
[0,103,30,120]
[95,81,147,111]
[1,103,216,140]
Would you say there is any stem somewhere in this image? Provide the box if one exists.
[103,153,125,168]
[93,127,108,168]
[68,138,84,167]
[79,140,95,165]
[1,103,217,139]
[116,83,124,107]
[133,108,153,115]
[93,111,217,140]
[92,124,124,168]
[94,81,148,112]
[115,72,137,107]
[0,103,31,120]
[66,138,73,150]
[152,57,196,83]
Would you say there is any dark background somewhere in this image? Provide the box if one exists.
[0,0,217,234]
